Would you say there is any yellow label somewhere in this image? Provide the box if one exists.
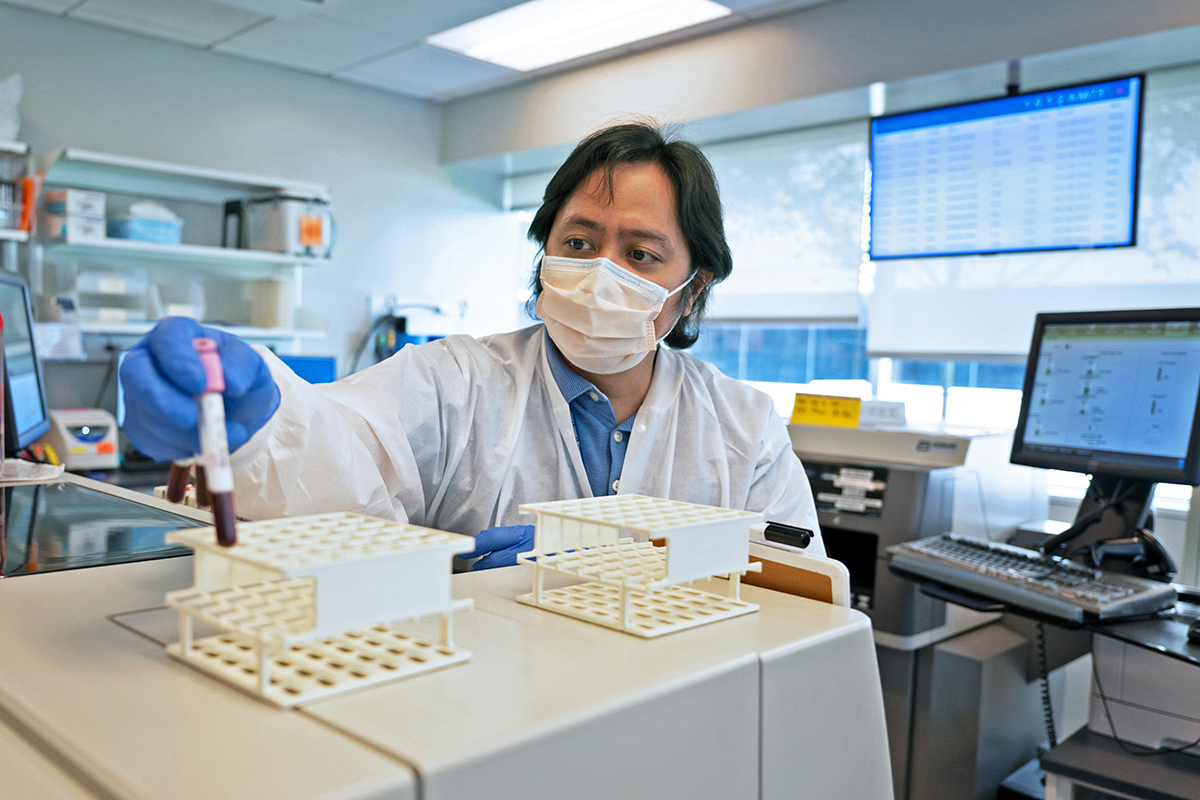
[790,393,861,428]
[69,445,87,454]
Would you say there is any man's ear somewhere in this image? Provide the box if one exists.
[682,271,713,317]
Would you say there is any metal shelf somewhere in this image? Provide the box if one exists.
[77,320,325,340]
[41,147,329,204]
[41,237,324,267]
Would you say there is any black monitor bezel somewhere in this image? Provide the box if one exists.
[1009,306,1200,486]
[868,73,1146,261]
[0,271,51,454]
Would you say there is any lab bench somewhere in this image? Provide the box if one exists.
[0,479,892,800]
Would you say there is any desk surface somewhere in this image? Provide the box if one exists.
[1041,727,1200,800]
[0,522,891,800]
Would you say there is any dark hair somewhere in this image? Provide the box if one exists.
[526,122,732,349]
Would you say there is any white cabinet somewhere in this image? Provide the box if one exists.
[30,148,331,346]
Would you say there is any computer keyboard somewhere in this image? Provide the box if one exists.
[886,534,1178,622]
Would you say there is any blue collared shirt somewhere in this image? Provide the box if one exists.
[545,335,636,497]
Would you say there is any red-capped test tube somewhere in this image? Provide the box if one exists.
[193,337,238,547]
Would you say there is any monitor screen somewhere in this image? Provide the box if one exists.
[0,272,50,454]
[1010,308,1200,485]
[870,75,1143,259]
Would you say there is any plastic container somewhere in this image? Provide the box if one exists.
[107,216,183,245]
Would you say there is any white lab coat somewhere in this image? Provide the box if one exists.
[231,324,824,555]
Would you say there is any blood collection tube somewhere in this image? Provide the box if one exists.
[165,460,192,504]
[193,338,238,547]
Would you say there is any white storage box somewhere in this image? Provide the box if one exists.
[41,213,105,242]
[43,188,106,219]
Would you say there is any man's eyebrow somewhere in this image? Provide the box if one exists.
[560,215,675,249]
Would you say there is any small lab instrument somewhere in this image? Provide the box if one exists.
[192,338,236,546]
[886,533,1177,622]
[39,408,118,470]
[223,194,333,258]
[164,512,474,706]
[515,495,764,637]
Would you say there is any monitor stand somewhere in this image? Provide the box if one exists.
[1039,474,1155,557]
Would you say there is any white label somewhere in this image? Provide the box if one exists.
[96,276,128,294]
[197,393,234,493]
[97,307,128,323]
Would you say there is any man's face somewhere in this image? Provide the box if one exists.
[545,162,699,342]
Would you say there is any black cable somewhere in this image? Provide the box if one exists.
[1091,649,1200,756]
[1040,479,1142,555]
[349,314,396,375]
[93,342,120,408]
[1036,621,1058,748]
[349,303,445,375]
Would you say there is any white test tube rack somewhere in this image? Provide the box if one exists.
[163,512,475,707]
[515,495,764,638]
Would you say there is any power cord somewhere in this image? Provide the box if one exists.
[1091,650,1200,756]
[349,303,445,374]
[1036,622,1058,748]
[93,342,120,408]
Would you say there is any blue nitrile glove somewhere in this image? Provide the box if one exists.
[466,525,535,570]
[118,317,281,462]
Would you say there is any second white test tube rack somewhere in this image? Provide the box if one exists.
[516,495,764,638]
[164,512,475,707]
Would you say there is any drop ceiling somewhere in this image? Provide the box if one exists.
[1,0,834,101]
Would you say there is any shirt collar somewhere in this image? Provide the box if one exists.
[544,330,602,404]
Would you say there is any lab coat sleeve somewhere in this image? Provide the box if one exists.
[747,406,826,557]
[228,341,477,524]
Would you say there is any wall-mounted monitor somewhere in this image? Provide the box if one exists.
[869,75,1143,260]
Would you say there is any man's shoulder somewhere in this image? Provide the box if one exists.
[664,349,777,413]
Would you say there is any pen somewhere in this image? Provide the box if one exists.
[193,338,238,547]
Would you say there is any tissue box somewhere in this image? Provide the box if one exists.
[43,188,106,218]
[42,214,105,242]
[107,217,183,245]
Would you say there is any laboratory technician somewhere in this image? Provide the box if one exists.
[120,123,823,566]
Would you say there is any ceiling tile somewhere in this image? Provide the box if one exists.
[314,0,500,42]
[214,13,407,73]
[1,0,80,11]
[69,0,266,47]
[339,43,515,99]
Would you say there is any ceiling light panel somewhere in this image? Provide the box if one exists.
[425,0,732,72]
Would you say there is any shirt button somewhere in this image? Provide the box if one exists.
[613,431,623,443]
[612,479,620,493]
[588,391,599,401]
[635,423,646,434]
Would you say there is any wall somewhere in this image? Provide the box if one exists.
[442,0,1200,164]
[0,3,524,403]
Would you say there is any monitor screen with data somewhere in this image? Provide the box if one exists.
[0,271,50,454]
[869,75,1143,259]
[1010,308,1200,485]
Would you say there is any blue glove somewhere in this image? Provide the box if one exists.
[466,525,535,570]
[118,317,280,462]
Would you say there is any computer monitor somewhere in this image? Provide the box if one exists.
[0,272,50,455]
[1010,307,1200,552]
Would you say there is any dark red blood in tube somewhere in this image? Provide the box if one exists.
[166,463,191,503]
[195,466,211,509]
[211,492,238,547]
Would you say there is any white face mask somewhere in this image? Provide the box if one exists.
[536,255,695,375]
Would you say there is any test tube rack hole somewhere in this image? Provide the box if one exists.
[515,496,764,638]
[163,512,475,707]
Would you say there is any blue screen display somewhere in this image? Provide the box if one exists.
[869,76,1142,259]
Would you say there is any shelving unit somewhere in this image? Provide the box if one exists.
[27,147,332,345]
[0,140,29,258]
[164,512,475,707]
[515,495,765,638]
